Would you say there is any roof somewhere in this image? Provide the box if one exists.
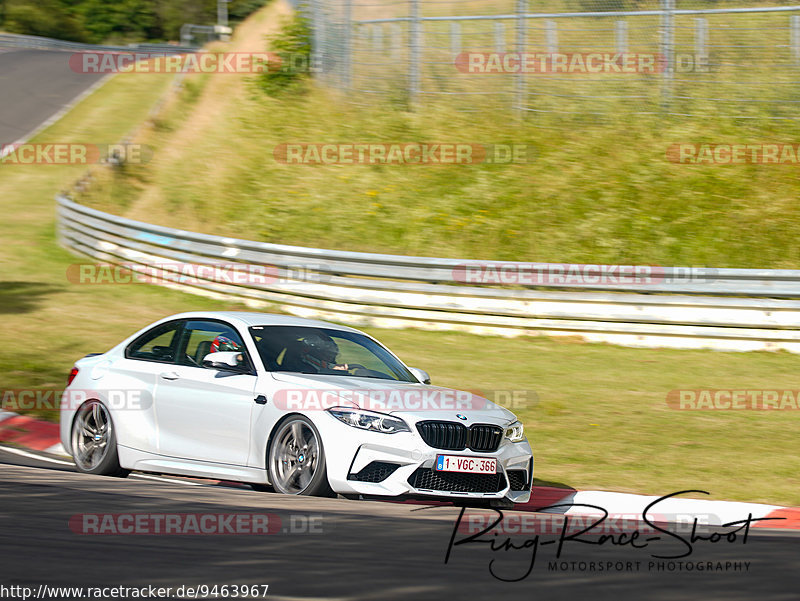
[164,311,363,333]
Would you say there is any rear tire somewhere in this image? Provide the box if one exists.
[71,400,129,477]
[268,416,333,497]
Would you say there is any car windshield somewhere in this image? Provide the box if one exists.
[249,325,417,382]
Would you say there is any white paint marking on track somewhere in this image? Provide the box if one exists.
[44,443,68,456]
[551,490,781,526]
[0,445,213,487]
[0,410,18,423]
[0,444,74,466]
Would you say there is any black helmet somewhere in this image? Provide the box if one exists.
[300,333,339,367]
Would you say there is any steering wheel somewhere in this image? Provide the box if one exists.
[347,364,371,377]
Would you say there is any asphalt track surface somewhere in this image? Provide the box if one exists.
[0,446,798,601]
[0,48,104,143]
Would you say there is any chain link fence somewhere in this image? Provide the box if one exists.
[299,0,800,118]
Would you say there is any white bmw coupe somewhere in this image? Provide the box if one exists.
[60,312,533,506]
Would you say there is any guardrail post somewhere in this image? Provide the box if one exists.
[409,0,421,107]
[217,0,229,28]
[694,17,708,66]
[545,19,557,55]
[311,0,326,83]
[494,21,506,53]
[514,0,528,116]
[450,21,461,56]
[660,0,675,107]
[343,0,352,90]
[180,24,192,47]
[615,20,628,54]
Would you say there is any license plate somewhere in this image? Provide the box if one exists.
[435,455,497,474]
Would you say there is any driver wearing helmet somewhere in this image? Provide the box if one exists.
[210,334,245,366]
[211,334,241,354]
[298,333,350,374]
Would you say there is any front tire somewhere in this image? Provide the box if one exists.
[268,416,333,497]
[71,400,129,477]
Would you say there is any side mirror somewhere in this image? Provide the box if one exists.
[408,367,431,385]
[203,351,248,372]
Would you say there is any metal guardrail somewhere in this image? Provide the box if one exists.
[0,33,196,54]
[56,195,800,353]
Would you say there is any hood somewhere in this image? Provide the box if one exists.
[268,372,517,426]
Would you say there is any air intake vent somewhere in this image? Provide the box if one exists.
[347,461,400,483]
[408,468,506,493]
[507,470,530,491]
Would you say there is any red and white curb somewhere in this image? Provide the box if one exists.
[1,411,798,530]
[0,411,66,455]
[518,487,800,530]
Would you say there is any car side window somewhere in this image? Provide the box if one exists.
[126,321,183,363]
[178,320,250,369]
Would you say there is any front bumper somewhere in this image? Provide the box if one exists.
[316,414,533,504]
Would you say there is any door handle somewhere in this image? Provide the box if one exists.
[254,395,268,405]
[159,372,180,380]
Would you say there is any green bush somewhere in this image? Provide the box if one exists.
[257,13,312,97]
[0,0,269,44]
[4,1,86,41]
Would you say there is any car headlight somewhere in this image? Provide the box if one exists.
[504,420,525,442]
[327,407,410,434]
